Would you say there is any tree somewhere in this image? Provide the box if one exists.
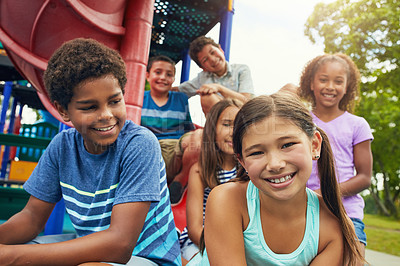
[305,0,400,218]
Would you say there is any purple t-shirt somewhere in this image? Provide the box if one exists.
[307,111,373,219]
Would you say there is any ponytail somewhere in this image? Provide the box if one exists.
[317,128,365,265]
[231,94,365,265]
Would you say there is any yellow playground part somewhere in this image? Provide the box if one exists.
[9,160,37,182]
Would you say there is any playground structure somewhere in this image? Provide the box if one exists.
[0,0,234,234]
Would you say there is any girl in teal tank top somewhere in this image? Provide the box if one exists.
[188,94,365,265]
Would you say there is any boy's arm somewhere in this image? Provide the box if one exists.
[0,201,150,265]
[197,83,251,103]
[177,79,201,98]
[0,196,55,244]
[338,140,373,197]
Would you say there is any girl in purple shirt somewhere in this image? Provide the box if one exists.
[299,53,373,265]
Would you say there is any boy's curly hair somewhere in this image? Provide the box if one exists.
[189,36,220,68]
[299,53,360,113]
[43,38,127,109]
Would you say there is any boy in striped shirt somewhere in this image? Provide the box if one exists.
[141,55,202,203]
[0,38,181,265]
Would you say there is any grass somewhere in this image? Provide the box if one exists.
[363,214,400,257]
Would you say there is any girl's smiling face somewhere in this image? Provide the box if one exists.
[215,106,240,156]
[311,61,348,110]
[239,116,321,201]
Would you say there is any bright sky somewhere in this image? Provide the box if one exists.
[174,0,333,126]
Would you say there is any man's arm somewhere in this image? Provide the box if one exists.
[0,201,150,265]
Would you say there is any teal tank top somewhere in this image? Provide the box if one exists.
[187,181,320,266]
[244,181,320,265]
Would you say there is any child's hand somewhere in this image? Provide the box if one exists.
[197,84,220,95]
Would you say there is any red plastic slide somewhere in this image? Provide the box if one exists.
[0,0,189,234]
[0,0,155,124]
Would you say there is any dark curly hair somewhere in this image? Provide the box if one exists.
[298,53,360,113]
[189,36,220,68]
[43,38,127,110]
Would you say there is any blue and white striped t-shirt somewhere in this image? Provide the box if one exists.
[24,120,181,265]
[141,90,195,140]
[179,167,237,246]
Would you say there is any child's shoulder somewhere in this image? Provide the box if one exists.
[316,193,342,240]
[169,90,189,100]
[122,120,155,134]
[210,181,248,206]
[229,62,250,68]
[207,181,249,225]
[313,111,369,126]
[51,126,79,145]
[342,111,365,120]
[119,120,159,144]
[341,112,372,129]
[314,192,345,261]
[228,63,251,72]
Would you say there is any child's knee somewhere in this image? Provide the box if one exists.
[181,129,202,154]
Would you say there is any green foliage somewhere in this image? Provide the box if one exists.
[305,0,400,217]
[363,194,378,214]
[306,0,400,75]
[144,79,151,91]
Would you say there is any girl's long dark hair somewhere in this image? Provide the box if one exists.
[199,99,243,189]
[232,93,364,265]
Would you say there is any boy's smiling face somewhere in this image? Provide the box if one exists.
[146,60,175,95]
[197,44,227,76]
[55,74,126,154]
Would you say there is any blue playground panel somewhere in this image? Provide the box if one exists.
[0,208,75,235]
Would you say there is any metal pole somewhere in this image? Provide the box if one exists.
[0,82,13,178]
[218,1,234,61]
[180,49,191,83]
